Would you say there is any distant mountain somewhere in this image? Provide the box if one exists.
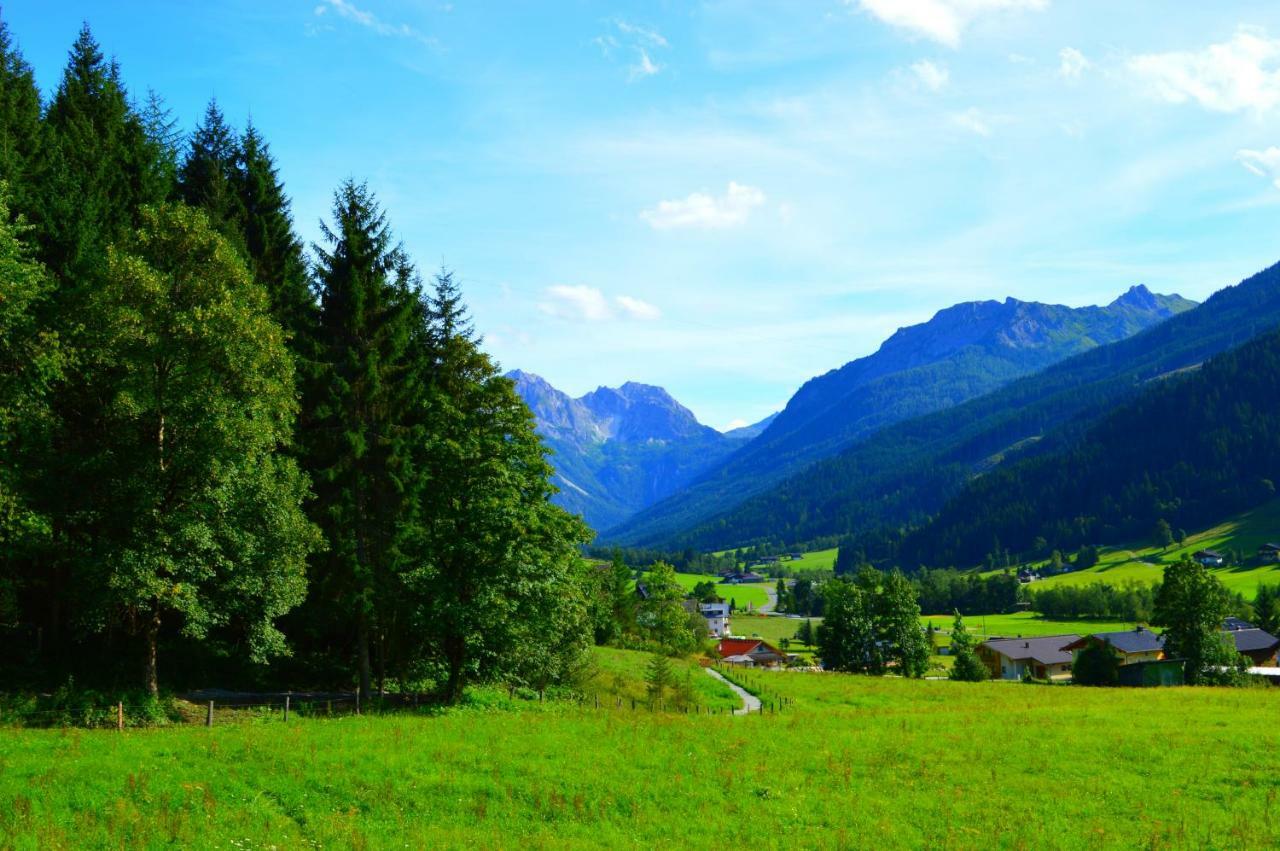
[604,286,1196,546]
[629,262,1280,553]
[508,371,758,532]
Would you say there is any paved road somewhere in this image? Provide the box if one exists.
[705,667,761,715]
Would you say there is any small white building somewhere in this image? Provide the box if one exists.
[700,601,731,637]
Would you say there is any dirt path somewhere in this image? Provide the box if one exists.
[705,667,761,715]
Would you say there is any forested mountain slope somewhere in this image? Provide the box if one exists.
[624,261,1280,551]
[897,327,1280,568]
[606,286,1194,546]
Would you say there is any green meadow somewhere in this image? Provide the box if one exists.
[918,611,1137,645]
[662,571,772,610]
[4,659,1280,848]
[730,613,819,654]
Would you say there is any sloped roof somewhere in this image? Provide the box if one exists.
[1063,627,1164,655]
[980,635,1080,666]
[717,637,783,658]
[1230,628,1280,654]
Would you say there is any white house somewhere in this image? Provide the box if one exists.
[700,601,731,637]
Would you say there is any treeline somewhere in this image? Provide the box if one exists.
[1029,581,1157,622]
[913,568,1022,615]
[898,327,1280,568]
[0,20,592,702]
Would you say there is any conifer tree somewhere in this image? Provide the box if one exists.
[305,180,422,698]
[0,16,42,217]
[947,612,987,681]
[177,99,244,249]
[235,122,317,356]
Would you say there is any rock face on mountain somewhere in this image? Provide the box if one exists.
[604,285,1197,546]
[508,371,767,532]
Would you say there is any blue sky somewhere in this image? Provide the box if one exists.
[13,1,1280,429]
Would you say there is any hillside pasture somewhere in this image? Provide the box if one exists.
[663,571,772,610]
[918,611,1138,646]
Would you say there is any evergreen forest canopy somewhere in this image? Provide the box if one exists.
[0,19,598,702]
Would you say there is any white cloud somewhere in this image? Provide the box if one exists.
[630,49,661,81]
[641,182,767,229]
[538,286,661,322]
[1237,147,1280,188]
[615,295,662,320]
[596,19,669,82]
[314,0,436,47]
[911,59,950,91]
[1058,47,1089,79]
[1129,27,1280,114]
[952,107,992,136]
[853,0,1048,48]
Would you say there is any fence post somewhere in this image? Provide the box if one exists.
[594,694,599,710]
[356,687,361,716]
[631,698,635,711]
[117,701,123,732]
[206,701,214,728]
[284,695,290,723]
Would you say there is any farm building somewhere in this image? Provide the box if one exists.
[977,635,1080,681]
[1115,659,1184,687]
[1193,549,1226,567]
[1258,543,1280,562]
[716,637,786,668]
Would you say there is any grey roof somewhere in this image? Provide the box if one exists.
[1086,627,1165,654]
[979,635,1080,666]
[1230,628,1280,653]
[1224,617,1256,631]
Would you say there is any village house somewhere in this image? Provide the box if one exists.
[977,635,1080,681]
[1222,619,1280,666]
[1258,543,1280,563]
[1193,549,1226,567]
[699,601,731,638]
[1060,627,1183,686]
[716,637,787,668]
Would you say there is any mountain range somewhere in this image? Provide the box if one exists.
[508,371,771,531]
[601,285,1195,545]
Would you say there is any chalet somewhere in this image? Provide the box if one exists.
[1258,543,1280,563]
[977,635,1080,681]
[1193,549,1226,567]
[716,637,786,668]
[1061,628,1181,686]
[727,571,765,584]
[1223,620,1280,666]
[699,601,731,638]
[1061,627,1166,665]
[787,552,804,560]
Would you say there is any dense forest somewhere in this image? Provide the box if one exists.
[642,260,1280,554]
[896,327,1280,568]
[0,19,602,701]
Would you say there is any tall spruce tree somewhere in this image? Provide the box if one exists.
[305,180,422,697]
[0,15,42,218]
[88,204,318,694]
[177,99,244,250]
[35,25,168,285]
[234,122,317,359]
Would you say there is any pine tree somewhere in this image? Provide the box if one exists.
[947,612,987,681]
[0,15,42,218]
[304,180,422,698]
[235,122,317,357]
[177,99,244,249]
[88,204,318,694]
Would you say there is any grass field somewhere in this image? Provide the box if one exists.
[6,670,1280,847]
[918,611,1138,645]
[1006,499,1280,597]
[586,647,738,711]
[663,571,772,610]
[781,547,837,572]
[730,612,819,652]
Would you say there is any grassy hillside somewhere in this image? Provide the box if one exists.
[1018,499,1280,597]
[661,572,771,610]
[586,647,738,711]
[919,612,1137,645]
[6,672,1280,847]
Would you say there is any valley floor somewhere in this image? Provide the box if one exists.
[4,661,1279,849]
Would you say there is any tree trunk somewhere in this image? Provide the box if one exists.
[143,608,161,698]
[444,633,465,705]
[357,612,373,700]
